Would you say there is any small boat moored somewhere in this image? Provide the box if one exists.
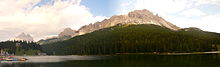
[0,56,28,61]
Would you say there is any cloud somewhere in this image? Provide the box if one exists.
[135,0,190,14]
[167,13,220,32]
[193,0,220,5]
[196,14,220,32]
[118,0,220,16]
[118,0,220,33]
[117,0,193,16]
[0,0,107,41]
[180,8,206,17]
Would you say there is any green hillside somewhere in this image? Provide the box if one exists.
[42,24,220,55]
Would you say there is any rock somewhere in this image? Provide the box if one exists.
[76,9,180,36]
[38,28,76,45]
[14,33,34,41]
[58,28,76,38]
[38,9,181,44]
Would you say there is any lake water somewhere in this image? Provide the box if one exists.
[1,54,220,67]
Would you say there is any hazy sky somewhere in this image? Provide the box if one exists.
[0,0,220,41]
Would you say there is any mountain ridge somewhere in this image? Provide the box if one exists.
[13,32,34,41]
[58,27,76,38]
[38,28,75,45]
[74,9,180,36]
[39,9,188,44]
[42,24,220,55]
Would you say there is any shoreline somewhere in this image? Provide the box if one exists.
[0,51,220,63]
[1,51,220,57]
[115,51,220,55]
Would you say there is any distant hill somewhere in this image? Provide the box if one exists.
[42,24,220,55]
[12,33,34,41]
[58,27,76,38]
[38,28,76,45]
[38,36,72,45]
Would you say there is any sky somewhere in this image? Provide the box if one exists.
[80,0,118,17]
[0,0,220,41]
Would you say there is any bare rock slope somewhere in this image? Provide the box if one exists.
[76,9,180,36]
[58,27,76,38]
[14,33,34,41]
[38,9,181,44]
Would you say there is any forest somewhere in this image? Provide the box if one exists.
[0,40,42,55]
[42,24,220,55]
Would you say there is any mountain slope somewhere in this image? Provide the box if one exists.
[58,28,76,38]
[38,9,180,45]
[75,9,180,36]
[42,24,220,55]
[13,33,34,41]
[38,28,75,45]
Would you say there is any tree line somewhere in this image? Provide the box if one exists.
[0,40,42,55]
[42,24,220,55]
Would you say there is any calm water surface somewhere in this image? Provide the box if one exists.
[1,54,220,67]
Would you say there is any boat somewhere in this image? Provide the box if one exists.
[0,56,28,61]
[17,58,28,61]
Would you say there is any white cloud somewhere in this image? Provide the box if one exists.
[118,0,220,33]
[165,13,220,33]
[92,16,109,22]
[118,0,220,15]
[135,0,189,14]
[0,0,107,41]
[117,0,136,14]
[196,14,220,32]
[180,8,206,17]
[193,0,220,5]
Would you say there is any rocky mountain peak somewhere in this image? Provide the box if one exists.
[64,28,74,32]
[75,9,180,36]
[128,9,154,19]
[37,9,183,44]
[38,28,76,45]
[58,27,76,37]
[14,33,34,41]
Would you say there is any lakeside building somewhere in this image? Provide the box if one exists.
[0,49,9,56]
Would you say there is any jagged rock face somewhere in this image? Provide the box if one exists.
[76,9,180,36]
[14,33,34,41]
[38,9,181,45]
[58,28,76,38]
[38,28,75,45]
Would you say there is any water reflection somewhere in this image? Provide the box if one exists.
[114,54,220,67]
[1,54,220,67]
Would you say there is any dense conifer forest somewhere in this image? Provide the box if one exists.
[0,40,42,55]
[42,24,220,55]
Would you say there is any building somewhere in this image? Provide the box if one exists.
[0,49,9,56]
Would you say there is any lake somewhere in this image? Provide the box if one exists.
[1,54,220,67]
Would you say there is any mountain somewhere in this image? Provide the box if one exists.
[13,33,34,41]
[58,27,76,38]
[75,9,180,36]
[38,9,180,45]
[180,27,202,31]
[42,24,220,55]
[38,28,75,45]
